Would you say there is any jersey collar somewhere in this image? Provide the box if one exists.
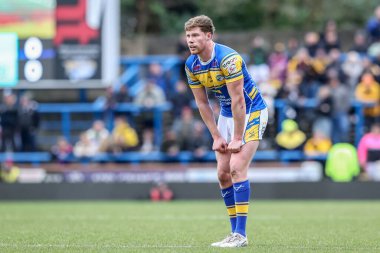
[198,43,216,66]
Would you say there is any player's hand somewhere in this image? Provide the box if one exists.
[212,136,228,153]
[227,139,242,153]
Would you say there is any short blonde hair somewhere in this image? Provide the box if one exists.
[184,15,215,34]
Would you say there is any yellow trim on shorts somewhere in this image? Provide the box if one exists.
[244,110,261,143]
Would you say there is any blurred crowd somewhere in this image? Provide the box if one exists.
[1,6,380,177]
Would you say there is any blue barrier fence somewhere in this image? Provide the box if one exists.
[0,150,325,165]
[0,99,366,164]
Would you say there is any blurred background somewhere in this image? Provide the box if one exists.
[1,0,380,200]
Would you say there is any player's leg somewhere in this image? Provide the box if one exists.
[221,108,268,247]
[230,140,259,236]
[211,115,236,247]
[211,151,235,247]
[216,151,235,231]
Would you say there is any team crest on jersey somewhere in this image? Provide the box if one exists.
[193,64,201,71]
[216,75,225,81]
[211,60,218,68]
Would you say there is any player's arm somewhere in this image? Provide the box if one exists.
[226,78,246,152]
[220,53,246,152]
[191,87,227,153]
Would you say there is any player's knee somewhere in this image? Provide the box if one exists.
[217,170,231,184]
[229,162,243,180]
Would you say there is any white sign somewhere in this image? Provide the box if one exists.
[0,33,18,86]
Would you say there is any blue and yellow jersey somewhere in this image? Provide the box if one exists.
[185,43,266,117]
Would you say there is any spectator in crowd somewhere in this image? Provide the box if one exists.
[18,93,40,151]
[367,39,380,59]
[350,31,368,54]
[190,121,211,159]
[286,37,300,59]
[134,79,166,108]
[320,19,339,45]
[0,93,18,152]
[99,116,139,153]
[169,79,193,117]
[325,48,346,82]
[313,85,333,138]
[114,85,132,104]
[140,128,157,153]
[160,129,180,157]
[275,119,306,150]
[328,69,351,143]
[341,51,365,95]
[134,78,166,128]
[172,106,200,151]
[97,86,132,111]
[326,143,360,182]
[248,36,270,83]
[366,5,380,43]
[362,56,380,83]
[73,132,98,158]
[357,122,380,178]
[355,72,380,128]
[51,136,73,162]
[85,120,109,152]
[322,29,341,53]
[287,48,322,85]
[304,32,321,57]
[304,130,332,157]
[147,63,170,96]
[268,42,288,83]
[258,77,278,121]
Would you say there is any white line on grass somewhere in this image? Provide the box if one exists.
[0,243,379,251]
[0,243,197,249]
[1,214,281,221]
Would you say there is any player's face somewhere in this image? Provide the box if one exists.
[185,27,211,55]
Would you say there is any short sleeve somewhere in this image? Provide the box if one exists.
[220,53,244,83]
[185,66,202,88]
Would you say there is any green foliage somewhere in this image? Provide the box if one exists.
[120,0,379,34]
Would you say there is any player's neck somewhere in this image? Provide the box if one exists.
[198,41,215,63]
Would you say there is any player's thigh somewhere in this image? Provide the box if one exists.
[230,140,260,173]
[216,150,231,173]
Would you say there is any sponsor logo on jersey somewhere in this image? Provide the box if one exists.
[222,56,239,75]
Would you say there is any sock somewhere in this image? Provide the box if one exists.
[233,180,250,237]
[221,185,236,233]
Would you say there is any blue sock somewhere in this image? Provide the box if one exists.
[233,180,250,237]
[221,186,236,233]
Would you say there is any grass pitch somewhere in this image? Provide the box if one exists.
[0,200,379,253]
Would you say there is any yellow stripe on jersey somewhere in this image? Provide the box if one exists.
[225,71,243,83]
[220,52,238,65]
[185,66,202,88]
[248,87,257,98]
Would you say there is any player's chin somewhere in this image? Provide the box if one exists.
[189,48,199,54]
